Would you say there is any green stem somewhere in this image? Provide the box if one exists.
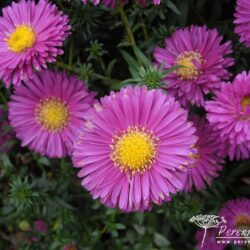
[118,4,136,48]
[140,14,149,40]
[93,73,120,84]
[91,210,118,247]
[60,158,65,168]
[98,58,106,73]
[57,61,121,85]
[118,3,142,65]
[60,158,66,176]
[56,61,78,74]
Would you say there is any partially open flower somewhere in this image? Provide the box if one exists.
[154,26,233,107]
[183,116,224,191]
[206,71,250,160]
[234,0,250,47]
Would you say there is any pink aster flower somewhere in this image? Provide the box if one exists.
[234,0,250,47]
[219,198,250,245]
[72,86,197,212]
[0,108,13,152]
[9,69,96,158]
[195,228,226,250]
[183,116,224,192]
[0,0,70,87]
[206,71,250,160]
[153,26,234,107]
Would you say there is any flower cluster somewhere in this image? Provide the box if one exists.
[0,0,249,217]
[0,0,250,249]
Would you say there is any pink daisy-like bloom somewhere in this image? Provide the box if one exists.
[0,108,14,153]
[9,69,96,158]
[219,198,250,245]
[81,0,160,7]
[0,0,70,87]
[72,86,197,212]
[206,71,250,160]
[153,26,234,107]
[195,228,226,250]
[183,116,224,192]
[234,0,250,48]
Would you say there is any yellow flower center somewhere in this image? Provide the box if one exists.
[36,98,70,132]
[240,96,250,121]
[176,51,203,80]
[241,96,250,107]
[6,24,36,53]
[235,214,250,229]
[111,127,157,174]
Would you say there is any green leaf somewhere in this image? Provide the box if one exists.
[121,50,139,72]
[163,65,182,76]
[129,66,140,78]
[133,47,151,67]
[1,153,13,169]
[106,59,117,77]
[53,197,75,210]
[110,81,129,90]
[115,223,126,230]
[122,78,139,84]
[167,0,180,15]
[37,157,50,166]
[154,233,170,247]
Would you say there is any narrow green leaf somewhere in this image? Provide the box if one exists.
[133,47,150,67]
[163,65,182,76]
[129,66,140,78]
[154,233,170,247]
[121,50,139,72]
[106,59,117,77]
[167,0,180,15]
[110,82,129,90]
[115,223,126,230]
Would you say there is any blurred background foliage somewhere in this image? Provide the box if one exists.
[0,0,250,249]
